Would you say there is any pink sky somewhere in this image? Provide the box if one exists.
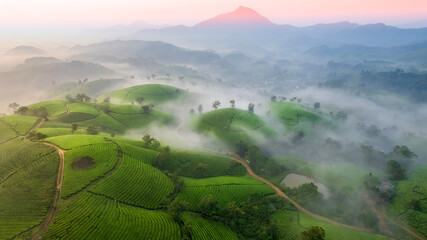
[1,0,427,26]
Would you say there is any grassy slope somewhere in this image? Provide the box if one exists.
[268,102,328,134]
[182,213,237,240]
[47,79,128,99]
[194,108,277,145]
[28,100,68,116]
[43,192,181,239]
[164,151,247,178]
[0,115,39,135]
[91,154,174,209]
[176,176,275,211]
[97,84,188,105]
[273,210,388,240]
[0,140,58,239]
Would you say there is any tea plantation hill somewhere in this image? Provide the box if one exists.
[190,107,277,145]
[97,83,190,105]
[268,101,331,134]
[46,78,131,100]
[0,86,404,240]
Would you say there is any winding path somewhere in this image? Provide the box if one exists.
[31,142,66,240]
[233,154,395,240]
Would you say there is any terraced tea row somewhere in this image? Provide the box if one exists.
[91,154,174,209]
[62,143,118,198]
[0,151,59,239]
[0,139,56,182]
[182,213,237,240]
[176,176,275,210]
[0,115,39,135]
[165,151,247,178]
[28,100,68,116]
[43,192,181,239]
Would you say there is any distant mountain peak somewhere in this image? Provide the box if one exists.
[195,6,273,28]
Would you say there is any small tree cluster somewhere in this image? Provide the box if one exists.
[66,93,91,103]
[86,125,98,135]
[212,100,221,110]
[248,103,255,113]
[301,226,325,240]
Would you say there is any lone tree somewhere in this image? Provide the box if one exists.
[71,123,78,133]
[189,108,195,115]
[248,103,255,113]
[8,102,20,112]
[270,95,277,102]
[75,93,91,103]
[136,97,145,105]
[167,200,187,221]
[86,125,98,135]
[386,160,406,180]
[198,105,203,114]
[142,134,154,147]
[301,226,325,240]
[314,102,320,109]
[154,146,171,170]
[141,105,151,114]
[15,106,29,115]
[198,194,218,216]
[230,99,235,108]
[212,100,221,109]
[195,163,210,178]
[103,97,111,103]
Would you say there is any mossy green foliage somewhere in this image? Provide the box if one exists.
[269,102,326,134]
[91,154,174,209]
[28,100,68,116]
[97,84,187,105]
[0,141,58,239]
[391,164,427,236]
[175,176,274,211]
[182,213,237,240]
[44,192,181,239]
[273,210,388,240]
[161,151,246,178]
[194,108,276,145]
[0,115,39,135]
[62,143,118,198]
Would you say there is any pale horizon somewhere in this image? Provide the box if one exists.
[1,0,427,27]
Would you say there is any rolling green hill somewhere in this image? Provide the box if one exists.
[46,78,129,99]
[97,84,189,105]
[0,82,418,240]
[268,102,328,134]
[192,108,277,145]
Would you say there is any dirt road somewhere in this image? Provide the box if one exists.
[31,143,66,239]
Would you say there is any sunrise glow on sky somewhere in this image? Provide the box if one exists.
[1,0,427,27]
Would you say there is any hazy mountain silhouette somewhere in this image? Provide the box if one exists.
[7,46,44,56]
[195,6,274,28]
[126,6,427,50]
